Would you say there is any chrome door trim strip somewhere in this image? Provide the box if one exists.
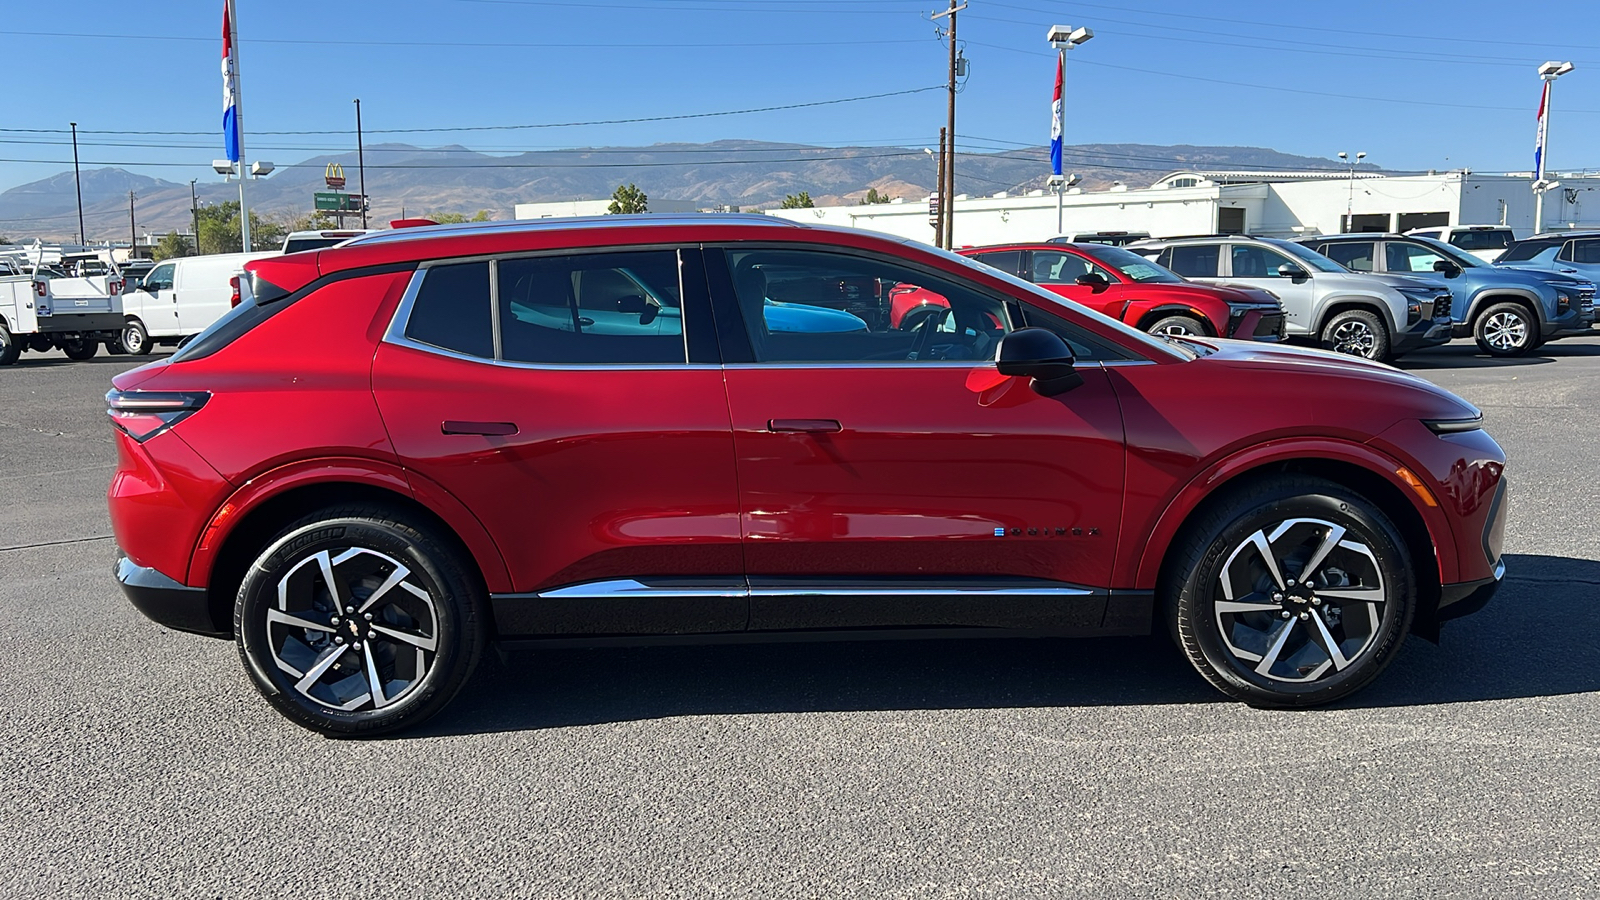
[499,578,1101,601]
[747,586,1097,597]
[534,578,749,600]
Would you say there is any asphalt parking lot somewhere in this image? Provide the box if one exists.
[2,340,1598,898]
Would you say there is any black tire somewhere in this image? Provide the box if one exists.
[1319,308,1391,362]
[0,321,19,366]
[119,318,152,356]
[105,341,126,355]
[1474,301,1536,357]
[60,337,97,360]
[1145,314,1207,338]
[234,506,487,737]
[1164,475,1415,708]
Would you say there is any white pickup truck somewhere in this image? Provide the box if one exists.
[0,259,126,364]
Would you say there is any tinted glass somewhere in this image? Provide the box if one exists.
[1322,242,1375,272]
[1030,250,1114,284]
[1570,239,1600,264]
[1230,245,1295,278]
[1499,239,1561,262]
[726,247,1010,363]
[1386,241,1446,274]
[283,237,346,254]
[497,250,685,364]
[1015,301,1134,362]
[970,250,1022,277]
[1270,240,1347,273]
[1165,244,1220,277]
[1450,230,1513,252]
[1410,230,1441,240]
[405,261,493,358]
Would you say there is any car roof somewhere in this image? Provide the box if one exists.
[342,214,797,248]
[1526,231,1600,240]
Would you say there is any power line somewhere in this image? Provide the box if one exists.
[3,29,929,51]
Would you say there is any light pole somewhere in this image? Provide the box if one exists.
[1534,60,1574,235]
[1338,151,1366,232]
[190,180,201,255]
[1047,24,1094,235]
[70,122,85,246]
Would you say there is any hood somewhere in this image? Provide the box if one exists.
[1359,271,1450,291]
[1182,338,1479,423]
[1160,281,1279,307]
[1486,265,1592,288]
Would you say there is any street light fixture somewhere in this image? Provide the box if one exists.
[1534,61,1575,234]
[249,160,275,178]
[1338,150,1366,232]
[1047,24,1094,234]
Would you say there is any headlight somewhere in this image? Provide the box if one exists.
[1423,415,1483,434]
[1555,290,1572,313]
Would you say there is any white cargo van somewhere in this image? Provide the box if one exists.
[118,251,276,354]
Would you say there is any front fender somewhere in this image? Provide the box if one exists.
[1465,286,1547,323]
[1126,437,1457,589]
[186,456,512,593]
[1313,294,1399,333]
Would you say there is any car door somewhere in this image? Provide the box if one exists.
[371,248,746,636]
[136,262,180,337]
[1024,248,1126,318]
[709,244,1127,632]
[1221,244,1319,335]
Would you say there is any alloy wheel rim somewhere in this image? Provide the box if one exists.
[1483,311,1527,351]
[1330,320,1378,357]
[265,546,440,712]
[1159,322,1198,336]
[1214,517,1387,683]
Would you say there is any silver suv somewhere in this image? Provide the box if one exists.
[1129,235,1453,361]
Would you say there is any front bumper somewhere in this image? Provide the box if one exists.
[1225,307,1287,342]
[1438,558,1505,623]
[115,555,226,638]
[1392,317,1454,354]
[1541,298,1596,339]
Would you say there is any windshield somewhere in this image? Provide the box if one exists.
[1268,239,1347,273]
[1451,229,1512,252]
[1081,245,1184,283]
[1411,236,1483,268]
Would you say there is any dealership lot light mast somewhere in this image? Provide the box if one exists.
[1533,61,1575,235]
[1047,24,1093,234]
[1338,151,1365,232]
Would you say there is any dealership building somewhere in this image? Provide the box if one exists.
[767,170,1600,246]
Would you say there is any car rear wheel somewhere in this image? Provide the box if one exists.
[1319,309,1390,362]
[1474,302,1535,357]
[1145,314,1207,338]
[119,318,152,356]
[234,506,486,737]
[1165,475,1415,707]
[0,322,19,366]
[61,337,98,360]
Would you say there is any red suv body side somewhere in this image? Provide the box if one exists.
[108,217,1504,659]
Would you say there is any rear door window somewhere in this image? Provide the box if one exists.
[1568,239,1600,264]
[1450,229,1513,252]
[1165,244,1220,277]
[1322,242,1376,272]
[497,250,685,365]
[970,250,1022,278]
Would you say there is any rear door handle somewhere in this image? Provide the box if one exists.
[442,420,519,436]
[767,419,842,434]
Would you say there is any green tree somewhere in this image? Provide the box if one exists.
[425,210,494,224]
[0,235,11,245]
[153,232,194,261]
[780,191,814,209]
[194,200,289,254]
[606,183,649,215]
[859,188,891,205]
[287,210,342,232]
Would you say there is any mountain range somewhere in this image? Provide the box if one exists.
[0,140,1367,242]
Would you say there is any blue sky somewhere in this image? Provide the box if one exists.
[2,0,1599,194]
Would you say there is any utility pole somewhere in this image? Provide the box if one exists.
[934,128,947,244]
[70,122,85,245]
[128,191,137,259]
[190,180,201,255]
[355,98,368,229]
[933,0,965,250]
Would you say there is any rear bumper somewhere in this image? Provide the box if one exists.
[37,313,124,334]
[1393,317,1454,354]
[115,555,225,638]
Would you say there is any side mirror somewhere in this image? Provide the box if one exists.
[1276,263,1308,281]
[1432,259,1462,278]
[1074,271,1110,291]
[996,327,1082,396]
[616,294,659,324]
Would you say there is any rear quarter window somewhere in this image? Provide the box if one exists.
[404,262,493,358]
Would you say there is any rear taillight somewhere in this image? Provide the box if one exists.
[106,390,210,442]
[108,278,122,295]
[229,275,241,308]
[33,280,46,297]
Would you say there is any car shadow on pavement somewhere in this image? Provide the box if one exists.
[10,351,170,369]
[1396,341,1600,370]
[412,553,1597,737]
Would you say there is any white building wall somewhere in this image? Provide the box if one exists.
[514,198,702,219]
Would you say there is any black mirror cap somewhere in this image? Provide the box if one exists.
[996,327,1081,395]
[1074,271,1109,287]
[1433,259,1462,277]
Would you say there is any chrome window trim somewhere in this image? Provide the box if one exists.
[385,251,699,370]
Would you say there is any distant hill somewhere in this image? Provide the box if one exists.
[0,140,1370,242]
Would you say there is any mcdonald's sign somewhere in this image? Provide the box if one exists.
[324,163,347,190]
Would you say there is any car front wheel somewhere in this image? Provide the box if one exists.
[1319,309,1390,361]
[234,506,486,736]
[1166,476,1415,707]
[1145,314,1207,338]
[1474,302,1536,357]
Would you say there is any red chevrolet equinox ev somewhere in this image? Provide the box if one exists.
[107,216,1507,736]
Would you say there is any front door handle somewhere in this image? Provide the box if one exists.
[767,419,841,434]
[442,420,519,436]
